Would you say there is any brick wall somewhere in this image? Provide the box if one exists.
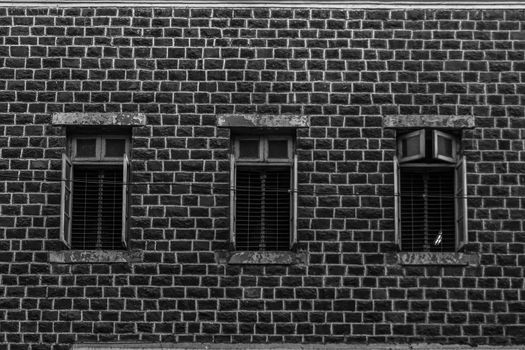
[1,6,525,349]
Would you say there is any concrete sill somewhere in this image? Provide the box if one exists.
[49,250,142,264]
[215,250,307,265]
[397,252,479,266]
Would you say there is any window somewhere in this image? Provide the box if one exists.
[60,134,130,250]
[230,135,297,251]
[394,129,467,252]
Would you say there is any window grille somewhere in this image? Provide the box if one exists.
[71,167,124,250]
[400,169,455,252]
[235,168,291,251]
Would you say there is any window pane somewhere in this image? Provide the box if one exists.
[105,139,126,158]
[76,139,97,158]
[402,135,420,158]
[268,140,289,159]
[239,140,259,159]
[438,136,453,159]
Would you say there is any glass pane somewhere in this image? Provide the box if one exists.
[268,140,289,159]
[402,135,420,158]
[239,140,259,159]
[76,139,97,158]
[438,136,453,158]
[105,139,126,158]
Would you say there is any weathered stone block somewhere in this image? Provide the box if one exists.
[217,114,309,128]
[396,252,480,266]
[383,115,475,129]
[51,112,146,126]
[216,250,307,265]
[48,250,142,264]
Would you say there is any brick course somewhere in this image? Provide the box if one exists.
[0,5,524,349]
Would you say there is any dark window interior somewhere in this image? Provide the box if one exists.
[235,167,291,251]
[71,166,124,250]
[400,168,455,252]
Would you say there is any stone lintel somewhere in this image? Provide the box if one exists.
[217,114,309,128]
[383,115,475,129]
[52,113,146,126]
[397,252,479,266]
[49,250,142,263]
[216,251,307,265]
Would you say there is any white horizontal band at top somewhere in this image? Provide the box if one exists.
[1,0,525,8]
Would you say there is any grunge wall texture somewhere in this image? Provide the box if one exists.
[1,5,525,349]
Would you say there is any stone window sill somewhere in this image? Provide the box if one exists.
[396,252,479,266]
[215,250,307,265]
[48,250,142,264]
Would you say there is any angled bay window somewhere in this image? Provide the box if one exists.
[230,135,297,251]
[394,129,467,252]
[60,134,130,250]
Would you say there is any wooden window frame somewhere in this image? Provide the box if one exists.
[235,136,293,164]
[230,135,297,251]
[265,136,294,163]
[234,136,263,162]
[71,136,101,162]
[102,136,130,162]
[71,135,130,163]
[60,133,130,250]
[394,131,467,252]
[60,153,73,248]
[455,155,468,250]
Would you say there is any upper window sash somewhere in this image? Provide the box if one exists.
[433,130,457,163]
[235,137,262,161]
[72,137,100,161]
[397,129,425,163]
[71,135,129,162]
[266,136,294,163]
[234,135,293,163]
[398,129,459,164]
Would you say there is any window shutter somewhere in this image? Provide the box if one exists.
[60,153,72,247]
[230,151,236,250]
[398,129,425,163]
[433,130,457,163]
[393,155,400,247]
[121,154,130,248]
[455,155,468,250]
[290,152,298,249]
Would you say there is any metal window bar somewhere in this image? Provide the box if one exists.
[71,167,124,250]
[400,169,455,252]
[235,168,291,251]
